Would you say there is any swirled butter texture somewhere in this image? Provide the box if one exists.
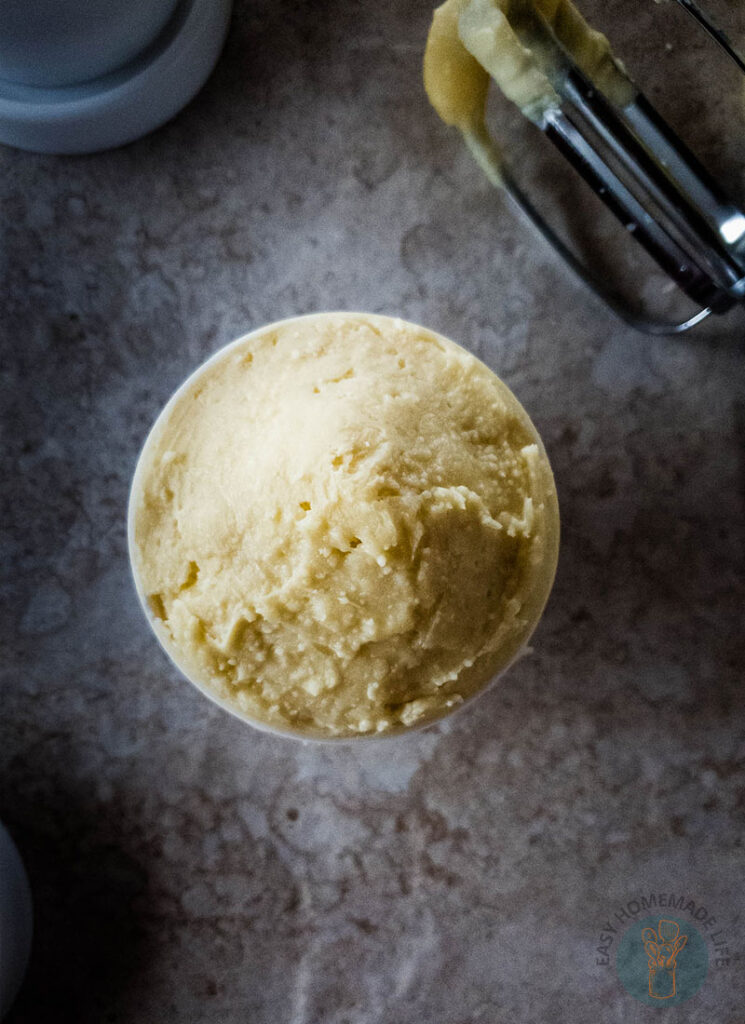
[130,314,559,738]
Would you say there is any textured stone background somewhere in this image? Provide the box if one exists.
[2,1,744,1021]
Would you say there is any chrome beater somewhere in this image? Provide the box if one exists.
[498,0,745,334]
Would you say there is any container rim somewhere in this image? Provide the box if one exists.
[126,311,560,744]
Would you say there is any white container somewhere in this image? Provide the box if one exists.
[0,0,232,154]
[0,822,32,1020]
[0,0,182,88]
[128,314,560,743]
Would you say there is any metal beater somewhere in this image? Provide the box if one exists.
[462,0,745,334]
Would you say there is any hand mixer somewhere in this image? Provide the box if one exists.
[424,0,745,334]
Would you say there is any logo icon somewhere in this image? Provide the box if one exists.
[641,919,687,999]
[616,914,708,1006]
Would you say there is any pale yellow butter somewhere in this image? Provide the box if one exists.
[424,0,491,133]
[424,0,633,180]
[130,313,559,739]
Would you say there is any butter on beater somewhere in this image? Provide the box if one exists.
[130,313,559,739]
[424,0,633,180]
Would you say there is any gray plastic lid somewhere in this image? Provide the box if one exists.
[0,0,232,155]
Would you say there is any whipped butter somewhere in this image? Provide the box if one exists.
[129,313,559,739]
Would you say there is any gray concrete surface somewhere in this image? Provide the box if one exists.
[2,1,744,1021]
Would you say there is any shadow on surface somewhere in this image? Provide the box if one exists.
[539,388,745,725]
[3,780,149,1024]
